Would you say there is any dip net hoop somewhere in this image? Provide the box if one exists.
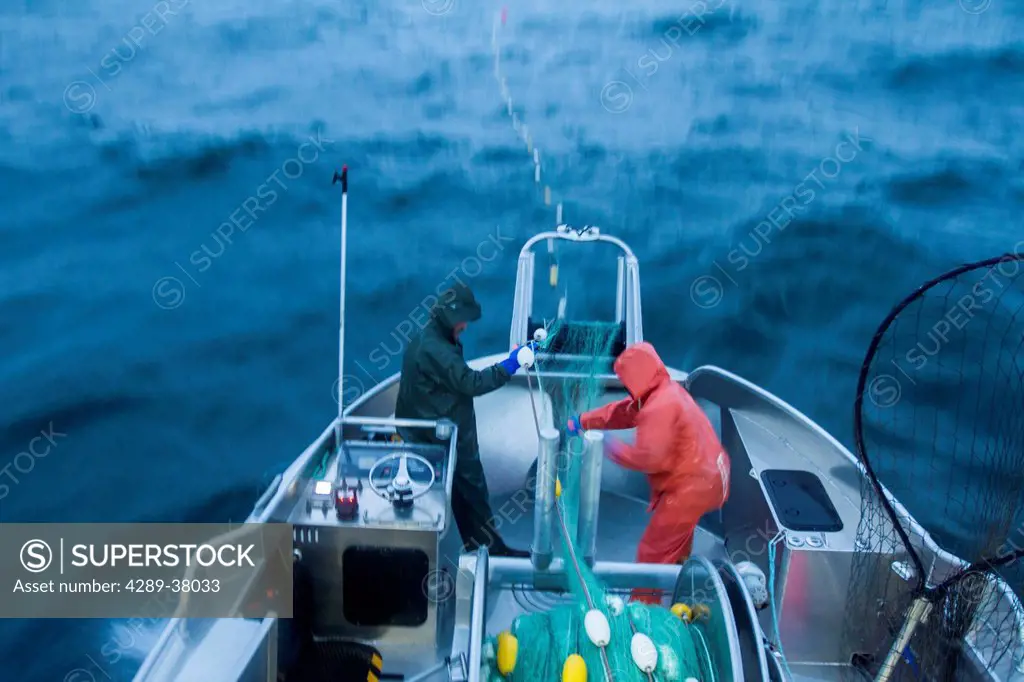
[844,253,1024,681]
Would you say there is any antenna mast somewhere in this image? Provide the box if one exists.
[331,165,348,448]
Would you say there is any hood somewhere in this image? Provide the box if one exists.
[613,342,670,401]
[433,281,482,332]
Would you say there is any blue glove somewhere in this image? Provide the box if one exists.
[497,342,539,376]
[497,346,523,375]
[566,415,582,434]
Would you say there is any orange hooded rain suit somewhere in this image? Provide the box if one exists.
[579,342,730,602]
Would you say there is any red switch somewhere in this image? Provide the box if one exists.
[336,488,359,520]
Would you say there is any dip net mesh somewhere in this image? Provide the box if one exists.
[479,321,718,682]
[842,254,1024,681]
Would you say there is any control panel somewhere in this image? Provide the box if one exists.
[289,441,451,532]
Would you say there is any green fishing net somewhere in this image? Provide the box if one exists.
[480,321,718,682]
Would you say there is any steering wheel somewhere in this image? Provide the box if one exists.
[367,452,436,507]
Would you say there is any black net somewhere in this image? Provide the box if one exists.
[842,254,1024,681]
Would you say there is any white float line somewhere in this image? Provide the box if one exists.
[492,8,566,216]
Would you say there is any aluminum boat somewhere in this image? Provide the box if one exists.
[132,183,1024,682]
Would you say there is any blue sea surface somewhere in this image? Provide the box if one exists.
[1,0,1022,678]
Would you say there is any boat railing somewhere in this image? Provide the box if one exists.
[963,572,1024,676]
[467,547,489,682]
[508,226,643,350]
[135,614,279,682]
[233,615,279,681]
[132,617,188,680]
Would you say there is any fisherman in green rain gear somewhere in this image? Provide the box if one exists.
[396,281,530,557]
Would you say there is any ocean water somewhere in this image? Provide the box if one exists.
[1,0,1022,678]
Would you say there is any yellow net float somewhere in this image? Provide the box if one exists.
[669,602,711,622]
[562,654,586,682]
[496,631,518,675]
[670,603,692,621]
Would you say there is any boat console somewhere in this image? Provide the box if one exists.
[284,418,462,675]
[288,438,452,532]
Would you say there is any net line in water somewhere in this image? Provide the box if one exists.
[480,321,717,682]
[491,6,564,225]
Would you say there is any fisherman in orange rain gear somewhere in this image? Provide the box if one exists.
[567,342,731,604]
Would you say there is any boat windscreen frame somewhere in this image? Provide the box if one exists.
[508,226,643,351]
